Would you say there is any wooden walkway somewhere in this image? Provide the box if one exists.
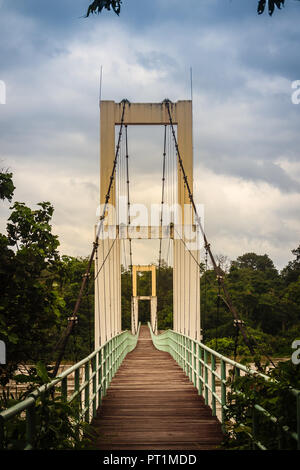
[92,325,223,450]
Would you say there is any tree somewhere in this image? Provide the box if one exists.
[201,248,300,357]
[57,256,94,361]
[0,171,15,202]
[231,252,278,275]
[281,245,300,285]
[85,0,297,18]
[0,175,65,386]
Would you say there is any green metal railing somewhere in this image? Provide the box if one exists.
[149,324,300,450]
[0,325,140,450]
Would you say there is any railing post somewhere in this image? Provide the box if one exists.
[186,338,189,377]
[181,334,184,369]
[103,344,107,397]
[74,368,80,423]
[98,350,102,406]
[114,337,117,375]
[184,336,187,374]
[211,354,216,416]
[116,336,119,370]
[173,332,176,362]
[92,356,97,418]
[0,417,4,450]
[112,338,114,379]
[277,421,283,450]
[112,337,115,377]
[187,339,190,380]
[111,339,114,381]
[252,406,257,450]
[26,403,36,449]
[198,344,203,396]
[61,377,68,401]
[193,341,197,388]
[108,340,112,385]
[121,335,125,363]
[84,362,90,422]
[297,392,300,451]
[221,359,226,428]
[189,340,192,382]
[204,349,208,405]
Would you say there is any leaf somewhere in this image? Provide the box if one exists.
[258,0,285,16]
[257,0,267,14]
[85,0,121,17]
[36,361,50,383]
[12,374,32,384]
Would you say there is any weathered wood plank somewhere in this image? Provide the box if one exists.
[91,325,223,450]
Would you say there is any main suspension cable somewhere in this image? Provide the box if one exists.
[158,125,167,270]
[52,99,129,377]
[163,98,267,370]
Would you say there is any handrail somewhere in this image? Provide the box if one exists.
[0,324,141,450]
[148,324,300,450]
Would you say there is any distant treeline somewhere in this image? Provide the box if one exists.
[1,171,299,387]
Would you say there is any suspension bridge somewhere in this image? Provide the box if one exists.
[0,99,299,451]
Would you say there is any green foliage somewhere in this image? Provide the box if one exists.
[0,177,64,385]
[223,360,300,450]
[0,362,94,450]
[57,255,94,361]
[257,0,285,16]
[206,337,247,357]
[1,171,300,450]
[281,245,300,285]
[0,171,15,202]
[231,252,278,274]
[84,0,299,19]
[202,249,300,358]
[85,0,121,17]
[121,266,132,330]
[121,262,173,330]
[157,263,173,330]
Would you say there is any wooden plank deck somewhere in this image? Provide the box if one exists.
[92,325,223,450]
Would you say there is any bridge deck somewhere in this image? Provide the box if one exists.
[92,325,223,450]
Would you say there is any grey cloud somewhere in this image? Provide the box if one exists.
[136,51,178,71]
[1,1,300,268]
[204,156,300,193]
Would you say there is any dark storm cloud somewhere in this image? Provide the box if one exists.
[207,156,300,193]
[0,0,300,265]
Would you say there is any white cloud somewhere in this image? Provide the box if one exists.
[194,166,300,269]
[1,8,300,271]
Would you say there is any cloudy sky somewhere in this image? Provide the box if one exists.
[0,0,300,270]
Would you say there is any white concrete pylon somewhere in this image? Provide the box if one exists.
[95,100,201,347]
